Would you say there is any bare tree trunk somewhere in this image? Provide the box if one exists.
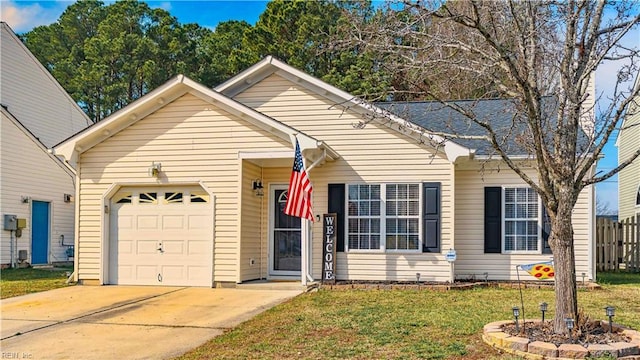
[550,202,578,334]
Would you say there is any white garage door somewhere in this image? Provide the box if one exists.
[109,187,213,286]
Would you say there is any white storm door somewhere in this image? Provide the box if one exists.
[269,186,301,277]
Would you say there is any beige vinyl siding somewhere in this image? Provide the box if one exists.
[454,167,593,280]
[0,114,75,265]
[77,93,290,282]
[618,99,640,221]
[0,24,90,147]
[235,74,455,282]
[239,160,264,281]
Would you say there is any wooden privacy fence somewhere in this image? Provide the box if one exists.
[596,216,639,272]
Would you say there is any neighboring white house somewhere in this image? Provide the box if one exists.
[53,56,595,286]
[0,22,91,267]
[617,73,640,223]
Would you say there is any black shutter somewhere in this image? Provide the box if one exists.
[542,205,552,254]
[423,182,441,253]
[484,187,502,253]
[328,184,345,252]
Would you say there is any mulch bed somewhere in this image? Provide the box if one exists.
[502,320,630,347]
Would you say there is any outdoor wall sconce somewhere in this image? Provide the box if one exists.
[21,196,31,204]
[565,317,575,342]
[512,307,520,332]
[252,179,264,197]
[605,306,615,334]
[148,162,161,178]
[540,302,548,322]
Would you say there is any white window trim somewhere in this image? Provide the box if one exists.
[345,183,422,254]
[501,186,542,254]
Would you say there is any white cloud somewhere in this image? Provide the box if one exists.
[0,1,69,33]
[157,2,172,11]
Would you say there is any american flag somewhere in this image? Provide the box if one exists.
[284,139,314,222]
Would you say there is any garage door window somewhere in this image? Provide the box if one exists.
[115,193,132,204]
[164,192,183,204]
[190,192,209,203]
[139,192,157,204]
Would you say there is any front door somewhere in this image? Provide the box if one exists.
[31,201,50,265]
[270,186,301,277]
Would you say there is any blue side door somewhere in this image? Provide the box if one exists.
[31,201,50,264]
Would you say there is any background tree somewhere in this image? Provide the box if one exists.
[341,0,640,334]
[22,0,393,121]
[22,0,209,122]
[198,20,254,86]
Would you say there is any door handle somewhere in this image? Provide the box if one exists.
[157,242,163,252]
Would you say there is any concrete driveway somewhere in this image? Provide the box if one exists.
[1,285,302,359]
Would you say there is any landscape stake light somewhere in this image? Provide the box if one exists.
[605,306,615,334]
[540,302,548,323]
[512,307,520,332]
[565,318,575,343]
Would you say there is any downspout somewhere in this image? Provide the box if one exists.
[50,149,79,282]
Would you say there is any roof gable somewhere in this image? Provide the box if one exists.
[0,22,91,147]
[1,106,75,177]
[53,74,337,166]
[216,56,470,163]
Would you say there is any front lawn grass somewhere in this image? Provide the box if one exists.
[178,276,640,360]
[0,266,73,299]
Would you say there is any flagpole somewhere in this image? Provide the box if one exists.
[301,219,308,286]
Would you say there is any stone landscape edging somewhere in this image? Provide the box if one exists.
[320,281,601,291]
[483,319,640,359]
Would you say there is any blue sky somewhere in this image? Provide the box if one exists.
[1,0,634,212]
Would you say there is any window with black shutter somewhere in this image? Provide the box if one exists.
[328,184,345,252]
[423,182,441,253]
[484,187,502,253]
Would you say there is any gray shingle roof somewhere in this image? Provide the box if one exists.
[377,97,575,156]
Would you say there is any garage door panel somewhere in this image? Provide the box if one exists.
[188,240,209,254]
[117,240,133,255]
[188,214,211,229]
[162,240,185,255]
[188,266,209,282]
[137,215,159,229]
[136,265,158,281]
[109,187,214,287]
[162,215,184,229]
[137,240,159,254]
[118,265,132,279]
[160,265,184,281]
[117,215,134,229]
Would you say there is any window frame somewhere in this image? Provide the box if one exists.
[501,186,542,254]
[345,182,422,253]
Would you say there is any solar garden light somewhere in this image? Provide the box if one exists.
[539,302,548,323]
[605,306,615,334]
[581,272,586,286]
[565,318,575,343]
[512,307,520,332]
[416,273,421,284]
